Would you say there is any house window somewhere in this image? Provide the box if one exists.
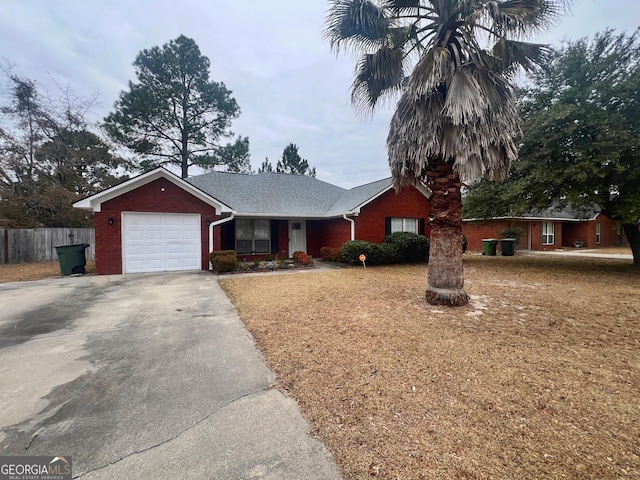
[595,222,601,244]
[236,219,270,254]
[391,217,418,234]
[542,221,554,245]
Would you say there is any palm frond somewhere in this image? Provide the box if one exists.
[409,46,453,97]
[325,0,391,53]
[492,38,553,74]
[381,0,423,13]
[442,67,487,125]
[472,67,519,120]
[387,90,446,186]
[352,46,406,113]
[388,64,520,186]
[483,0,569,38]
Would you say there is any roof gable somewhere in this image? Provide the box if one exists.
[327,178,393,215]
[73,168,231,214]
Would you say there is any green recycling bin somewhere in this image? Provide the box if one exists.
[482,239,498,256]
[500,238,516,256]
[55,243,90,275]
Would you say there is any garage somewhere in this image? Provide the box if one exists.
[122,212,201,273]
[73,168,230,275]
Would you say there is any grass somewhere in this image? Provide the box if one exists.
[0,261,95,283]
[220,254,640,479]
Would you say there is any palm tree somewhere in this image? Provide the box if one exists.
[325,0,568,306]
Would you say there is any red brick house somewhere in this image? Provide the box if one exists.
[74,168,431,274]
[463,205,626,252]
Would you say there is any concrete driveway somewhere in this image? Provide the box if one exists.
[0,272,341,479]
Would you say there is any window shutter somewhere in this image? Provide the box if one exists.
[385,217,391,236]
[270,220,279,254]
[419,218,425,236]
[222,220,235,251]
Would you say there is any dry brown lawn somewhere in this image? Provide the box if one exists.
[0,261,95,283]
[220,255,640,479]
[590,246,633,255]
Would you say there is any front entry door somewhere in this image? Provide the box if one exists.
[289,220,307,254]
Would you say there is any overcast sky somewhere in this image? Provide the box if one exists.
[0,0,637,188]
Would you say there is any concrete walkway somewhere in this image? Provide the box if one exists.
[518,249,634,260]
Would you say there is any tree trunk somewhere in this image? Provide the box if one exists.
[181,97,189,179]
[181,158,189,179]
[425,161,469,306]
[622,223,640,265]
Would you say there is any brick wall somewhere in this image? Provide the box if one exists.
[95,178,219,274]
[462,220,512,251]
[307,218,351,257]
[306,187,431,257]
[464,215,623,251]
[355,187,431,243]
[590,214,621,247]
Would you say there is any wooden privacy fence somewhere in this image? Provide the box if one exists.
[0,228,95,264]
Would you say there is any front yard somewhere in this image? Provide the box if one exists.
[220,255,640,479]
[0,261,95,283]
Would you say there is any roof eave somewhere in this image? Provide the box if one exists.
[463,216,592,222]
[72,168,233,214]
[232,211,358,219]
[351,185,394,212]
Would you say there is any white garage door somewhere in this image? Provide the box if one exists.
[122,213,201,273]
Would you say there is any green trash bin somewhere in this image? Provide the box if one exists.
[55,243,90,275]
[500,238,516,256]
[482,239,498,256]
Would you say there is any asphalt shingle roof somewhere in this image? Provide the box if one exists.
[186,171,393,217]
[524,204,600,220]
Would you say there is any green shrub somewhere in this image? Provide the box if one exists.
[343,233,468,265]
[384,232,430,262]
[209,250,238,273]
[342,232,470,265]
[210,250,237,260]
[341,240,399,265]
[211,254,238,273]
[319,246,345,263]
[342,240,375,263]
[498,226,524,245]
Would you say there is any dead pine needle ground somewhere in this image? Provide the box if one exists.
[220,255,640,480]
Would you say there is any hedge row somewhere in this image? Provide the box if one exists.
[341,232,430,265]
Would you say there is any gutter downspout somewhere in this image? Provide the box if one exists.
[343,214,355,241]
[208,214,235,270]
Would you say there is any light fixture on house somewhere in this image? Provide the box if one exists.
[108,217,115,225]
[206,219,212,226]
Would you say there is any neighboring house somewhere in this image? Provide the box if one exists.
[74,167,431,275]
[463,205,626,251]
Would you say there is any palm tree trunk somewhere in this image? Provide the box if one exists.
[425,161,469,306]
[622,223,640,266]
